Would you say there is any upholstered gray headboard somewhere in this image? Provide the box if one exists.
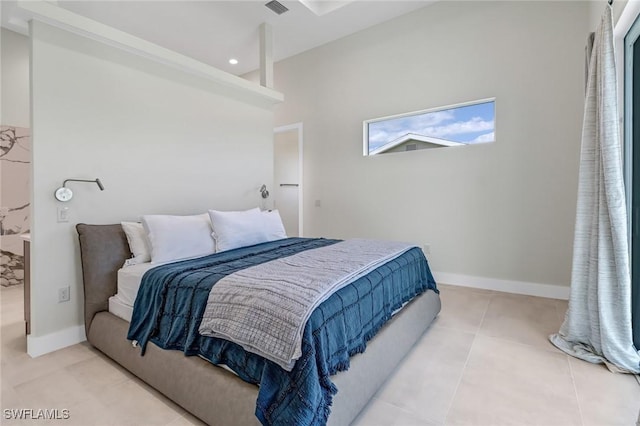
[76,224,130,335]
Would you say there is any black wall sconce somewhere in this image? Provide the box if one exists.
[259,184,270,199]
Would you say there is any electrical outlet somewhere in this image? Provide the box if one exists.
[422,244,431,255]
[58,286,70,303]
[57,207,70,223]
[315,200,321,207]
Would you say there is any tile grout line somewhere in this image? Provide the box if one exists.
[473,292,568,355]
[441,289,493,425]
[567,356,586,426]
[474,290,493,336]
[473,293,566,355]
[472,331,569,356]
[441,333,477,426]
[371,397,440,426]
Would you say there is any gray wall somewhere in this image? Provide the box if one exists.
[271,1,590,290]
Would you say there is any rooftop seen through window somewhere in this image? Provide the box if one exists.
[364,99,496,155]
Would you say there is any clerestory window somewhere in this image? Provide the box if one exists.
[363,98,496,156]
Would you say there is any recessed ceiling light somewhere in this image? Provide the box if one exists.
[229,58,239,65]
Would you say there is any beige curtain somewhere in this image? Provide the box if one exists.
[549,4,640,374]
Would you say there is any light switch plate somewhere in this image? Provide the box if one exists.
[57,207,70,223]
[58,286,70,303]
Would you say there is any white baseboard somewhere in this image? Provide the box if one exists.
[27,325,86,358]
[433,271,570,300]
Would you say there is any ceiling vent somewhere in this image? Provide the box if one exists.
[265,0,289,15]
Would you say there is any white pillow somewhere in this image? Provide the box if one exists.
[208,208,266,252]
[121,222,152,267]
[262,210,287,241]
[142,213,216,264]
[208,208,289,253]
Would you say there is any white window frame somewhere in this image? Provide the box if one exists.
[362,97,496,156]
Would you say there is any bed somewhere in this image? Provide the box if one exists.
[76,223,441,425]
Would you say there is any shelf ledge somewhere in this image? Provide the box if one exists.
[17,0,284,106]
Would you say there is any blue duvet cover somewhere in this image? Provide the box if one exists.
[127,238,437,426]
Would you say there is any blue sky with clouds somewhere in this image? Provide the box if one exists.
[367,101,495,152]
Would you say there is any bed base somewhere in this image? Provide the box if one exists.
[76,224,441,425]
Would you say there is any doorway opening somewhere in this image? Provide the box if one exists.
[273,123,303,237]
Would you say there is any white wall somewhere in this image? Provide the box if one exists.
[1,28,30,128]
[272,1,590,292]
[30,21,275,351]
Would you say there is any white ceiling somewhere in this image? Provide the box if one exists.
[1,1,435,76]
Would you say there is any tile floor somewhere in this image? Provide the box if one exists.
[1,283,639,425]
